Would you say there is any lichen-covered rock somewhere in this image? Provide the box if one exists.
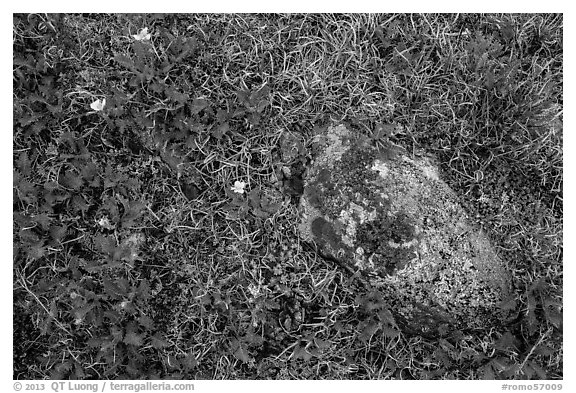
[299,123,510,337]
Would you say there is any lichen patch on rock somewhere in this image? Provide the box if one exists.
[298,122,511,337]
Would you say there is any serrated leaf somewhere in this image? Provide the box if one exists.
[189,98,208,114]
[212,122,229,140]
[95,235,117,256]
[114,54,136,70]
[433,348,452,367]
[103,310,121,324]
[124,331,144,347]
[359,320,380,342]
[183,353,198,370]
[165,87,189,104]
[233,343,251,363]
[27,240,46,260]
[545,307,562,330]
[138,314,155,330]
[495,331,520,352]
[16,151,32,175]
[151,333,170,349]
[528,360,547,379]
[251,85,270,103]
[137,279,151,301]
[121,201,145,228]
[86,337,103,348]
[256,98,269,113]
[377,307,396,326]
[381,325,400,338]
[72,303,94,320]
[481,364,495,380]
[534,343,554,357]
[71,195,90,213]
[32,213,52,230]
[50,225,67,243]
[236,90,250,105]
[102,277,124,298]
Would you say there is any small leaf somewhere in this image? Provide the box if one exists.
[138,314,155,330]
[495,331,520,352]
[183,353,198,370]
[358,320,380,343]
[480,364,495,380]
[377,307,396,326]
[124,331,144,347]
[212,122,229,140]
[189,98,209,114]
[236,90,250,105]
[59,171,83,190]
[32,213,52,230]
[136,279,151,301]
[381,325,400,338]
[102,277,124,298]
[231,339,250,363]
[527,360,547,379]
[292,344,312,362]
[27,240,46,260]
[151,332,170,349]
[114,54,135,70]
[534,343,554,357]
[165,87,189,104]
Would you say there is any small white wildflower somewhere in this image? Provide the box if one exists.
[231,180,247,194]
[132,27,151,41]
[248,283,260,297]
[90,98,106,111]
[97,217,115,230]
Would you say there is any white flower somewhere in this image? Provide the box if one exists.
[231,180,246,194]
[248,283,260,297]
[132,27,151,41]
[97,216,114,230]
[90,98,106,111]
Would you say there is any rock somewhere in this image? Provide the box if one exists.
[298,123,510,337]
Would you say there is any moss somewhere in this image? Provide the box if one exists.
[304,184,323,209]
[356,213,418,275]
[311,217,343,251]
[317,168,331,184]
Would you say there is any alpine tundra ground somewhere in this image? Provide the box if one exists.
[13,13,562,379]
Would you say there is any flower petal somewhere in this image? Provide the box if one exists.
[90,98,105,111]
[231,180,246,194]
[132,27,151,41]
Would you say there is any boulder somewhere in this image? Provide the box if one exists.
[298,123,510,337]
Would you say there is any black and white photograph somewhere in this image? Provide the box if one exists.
[12,11,563,383]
